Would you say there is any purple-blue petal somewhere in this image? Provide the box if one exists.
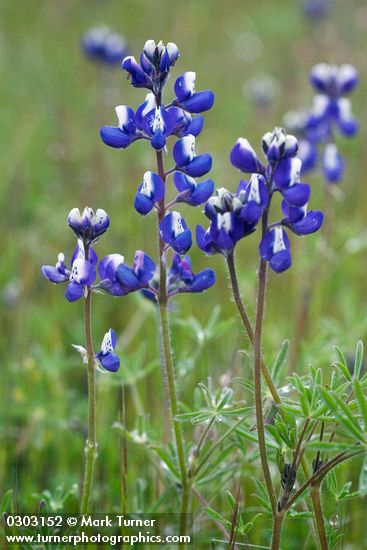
[100,126,133,149]
[184,154,212,177]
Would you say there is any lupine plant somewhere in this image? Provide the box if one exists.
[100,39,216,536]
[40,37,367,550]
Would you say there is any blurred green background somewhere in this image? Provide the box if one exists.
[1,0,366,548]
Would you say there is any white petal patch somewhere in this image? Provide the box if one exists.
[115,105,131,130]
[68,208,82,225]
[312,95,329,117]
[248,175,261,203]
[57,252,65,266]
[237,137,256,158]
[183,71,196,95]
[70,259,89,284]
[141,93,156,118]
[141,172,154,197]
[152,107,165,133]
[289,158,302,186]
[101,330,114,354]
[93,209,108,227]
[143,39,156,57]
[181,135,196,162]
[273,227,286,254]
[171,211,185,236]
[323,143,339,170]
[217,212,232,233]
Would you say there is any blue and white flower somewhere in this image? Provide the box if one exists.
[134,171,165,215]
[259,227,292,273]
[41,241,97,302]
[173,172,214,206]
[68,207,110,244]
[173,134,212,177]
[96,329,120,372]
[173,72,215,113]
[82,26,128,65]
[159,211,192,254]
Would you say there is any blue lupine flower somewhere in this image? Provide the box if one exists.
[159,212,192,254]
[301,0,330,20]
[96,329,120,372]
[173,72,215,114]
[101,102,186,151]
[282,201,324,235]
[321,143,344,183]
[259,227,292,273]
[262,127,298,162]
[239,175,269,224]
[197,187,257,256]
[230,138,266,174]
[273,157,311,207]
[117,250,156,292]
[98,254,127,296]
[167,254,215,295]
[100,106,139,149]
[310,63,358,97]
[173,172,214,206]
[173,135,212,177]
[134,171,165,215]
[68,207,110,244]
[122,40,179,94]
[41,241,97,302]
[98,251,155,296]
[82,26,128,65]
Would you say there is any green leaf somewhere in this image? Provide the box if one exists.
[353,379,367,430]
[0,489,13,514]
[150,446,179,479]
[241,513,263,535]
[203,507,232,530]
[319,388,365,443]
[271,340,289,383]
[333,346,352,382]
[307,441,357,452]
[217,387,234,410]
[198,383,214,409]
[174,411,212,424]
[354,341,364,379]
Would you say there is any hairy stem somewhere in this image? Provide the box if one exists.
[155,144,189,537]
[226,247,328,545]
[310,487,328,550]
[254,251,277,514]
[80,286,98,513]
[226,250,280,405]
[271,512,285,550]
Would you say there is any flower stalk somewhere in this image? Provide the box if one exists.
[80,277,98,513]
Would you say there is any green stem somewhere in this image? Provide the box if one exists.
[226,250,280,407]
[80,288,98,514]
[254,210,277,515]
[310,487,328,550]
[155,145,189,537]
[271,512,285,550]
[227,247,329,545]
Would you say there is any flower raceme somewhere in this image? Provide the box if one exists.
[284,63,358,184]
[100,40,214,152]
[197,128,323,273]
[82,26,128,66]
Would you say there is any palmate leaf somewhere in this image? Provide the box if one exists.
[319,388,366,443]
